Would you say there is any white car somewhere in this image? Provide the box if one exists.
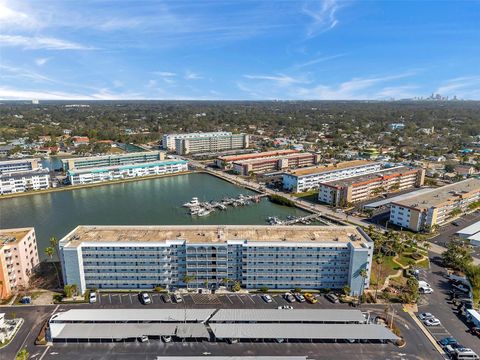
[140,292,152,304]
[419,287,434,294]
[277,305,293,310]
[424,318,441,326]
[419,312,434,320]
[262,294,273,303]
[89,292,97,303]
[419,281,431,288]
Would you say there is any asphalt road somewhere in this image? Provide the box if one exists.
[0,292,441,360]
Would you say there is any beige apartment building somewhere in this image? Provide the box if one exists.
[318,167,425,207]
[389,178,480,232]
[0,228,40,300]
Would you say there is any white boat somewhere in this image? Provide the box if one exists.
[197,208,213,217]
[183,197,199,207]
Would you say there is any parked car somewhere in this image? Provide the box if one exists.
[419,312,434,320]
[89,292,97,303]
[139,292,152,305]
[439,337,458,346]
[294,293,306,302]
[444,343,465,356]
[424,318,441,326]
[304,293,317,304]
[171,294,183,303]
[161,335,172,343]
[138,335,148,343]
[161,294,171,303]
[277,305,293,310]
[452,283,470,293]
[262,294,273,303]
[453,348,479,360]
[325,293,340,303]
[419,281,431,288]
[419,287,433,294]
[283,292,295,303]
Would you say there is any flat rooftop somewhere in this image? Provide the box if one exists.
[60,225,369,248]
[322,166,418,188]
[392,178,480,210]
[0,158,37,165]
[219,150,298,162]
[67,159,187,175]
[284,160,376,177]
[234,152,316,165]
[62,151,163,163]
[0,228,32,246]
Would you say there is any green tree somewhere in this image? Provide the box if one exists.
[232,281,241,292]
[183,275,195,291]
[442,240,473,270]
[358,267,368,304]
[45,246,61,288]
[16,348,29,360]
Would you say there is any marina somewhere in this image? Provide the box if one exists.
[0,173,312,257]
[183,194,265,216]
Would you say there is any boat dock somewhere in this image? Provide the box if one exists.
[266,213,338,226]
[183,194,266,217]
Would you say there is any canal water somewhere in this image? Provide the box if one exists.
[0,173,309,258]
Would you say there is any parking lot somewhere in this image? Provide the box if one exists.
[419,256,480,353]
[90,291,344,309]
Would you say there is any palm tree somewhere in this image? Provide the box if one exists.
[359,267,368,304]
[45,246,61,289]
[16,348,29,360]
[374,255,384,301]
[183,275,195,291]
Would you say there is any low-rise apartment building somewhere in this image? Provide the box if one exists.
[62,151,165,172]
[0,169,50,194]
[175,134,249,155]
[389,178,480,232]
[162,132,231,151]
[67,160,188,185]
[0,228,40,299]
[282,160,382,193]
[215,149,299,170]
[233,152,322,176]
[59,225,373,296]
[0,159,41,174]
[318,167,425,207]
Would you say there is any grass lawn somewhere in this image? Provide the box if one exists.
[371,256,401,288]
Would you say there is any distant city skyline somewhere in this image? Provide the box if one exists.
[1,0,480,100]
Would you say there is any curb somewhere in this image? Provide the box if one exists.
[407,311,446,356]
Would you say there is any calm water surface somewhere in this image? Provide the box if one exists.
[0,173,309,257]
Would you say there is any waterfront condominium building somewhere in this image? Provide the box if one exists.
[61,151,165,172]
[215,149,299,170]
[0,158,41,174]
[282,160,382,193]
[174,134,249,155]
[389,178,480,232]
[67,159,188,185]
[162,132,232,151]
[59,225,373,296]
[318,166,425,207]
[0,228,40,300]
[232,152,322,176]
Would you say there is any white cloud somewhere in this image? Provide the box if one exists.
[35,58,50,66]
[293,53,345,69]
[185,70,203,80]
[243,74,308,86]
[0,64,54,83]
[302,0,342,38]
[0,0,38,29]
[0,86,143,100]
[436,76,480,98]
[154,71,177,77]
[0,34,93,50]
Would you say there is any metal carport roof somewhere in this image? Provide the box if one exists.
[210,309,366,323]
[210,323,399,341]
[50,323,177,339]
[154,358,309,360]
[362,187,435,209]
[50,309,215,323]
[175,323,209,338]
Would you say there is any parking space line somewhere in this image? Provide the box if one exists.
[224,295,233,304]
[237,295,245,304]
[246,295,255,304]
[129,294,133,304]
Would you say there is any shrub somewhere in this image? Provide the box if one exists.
[259,286,269,293]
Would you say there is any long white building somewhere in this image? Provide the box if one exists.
[282,160,382,193]
[59,225,373,296]
[175,134,249,155]
[0,158,50,195]
[67,160,188,185]
[162,132,231,151]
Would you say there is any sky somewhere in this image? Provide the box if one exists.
[0,0,480,100]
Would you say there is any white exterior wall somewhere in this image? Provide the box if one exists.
[162,132,232,150]
[283,163,382,193]
[0,172,50,194]
[69,161,188,185]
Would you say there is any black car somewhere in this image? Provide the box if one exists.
[161,294,171,303]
